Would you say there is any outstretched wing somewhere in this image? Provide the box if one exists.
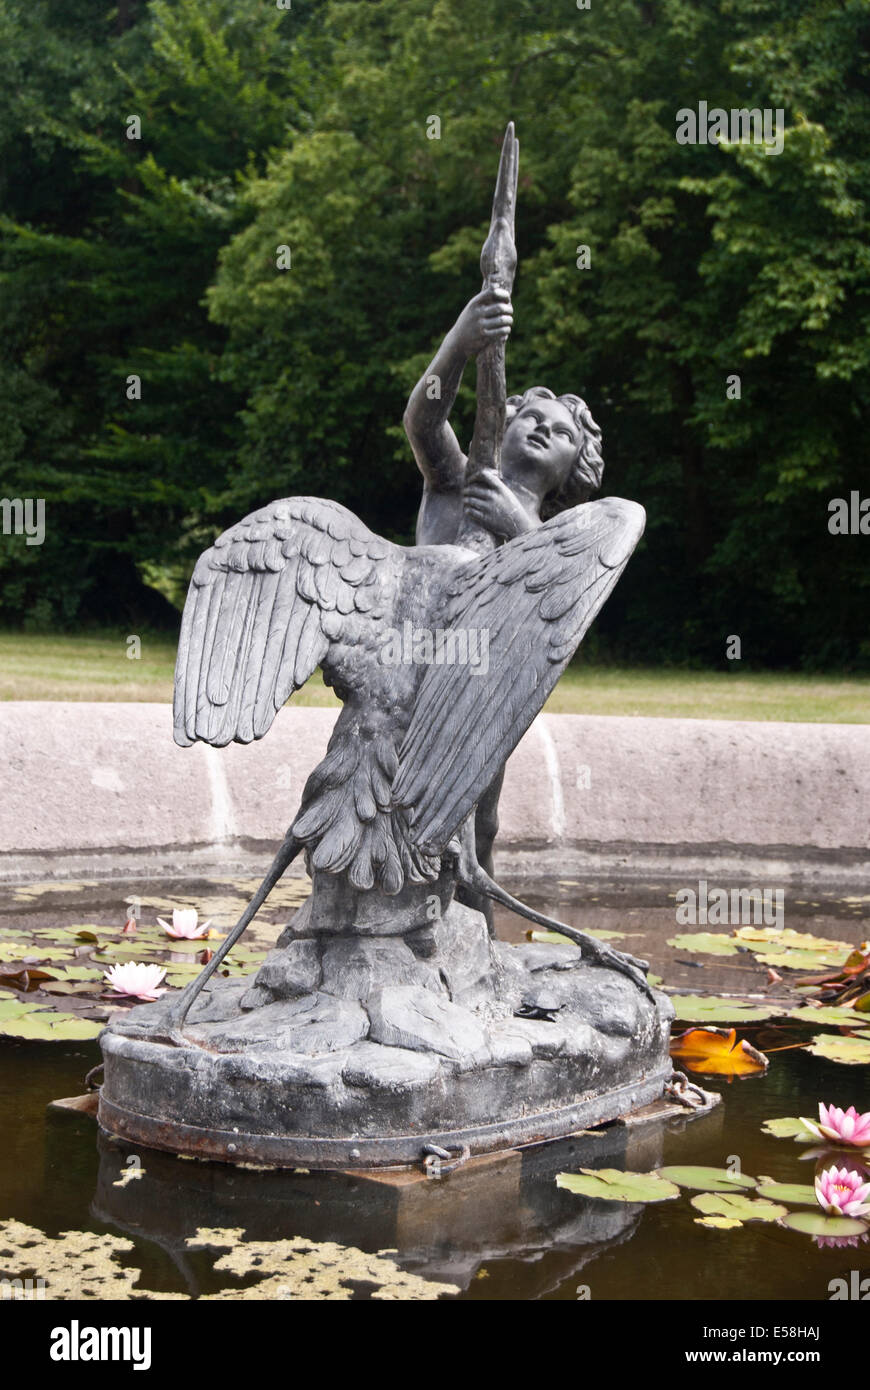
[392,498,645,852]
[173,497,398,748]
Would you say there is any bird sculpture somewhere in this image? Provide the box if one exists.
[157,125,652,1044]
[159,489,650,1041]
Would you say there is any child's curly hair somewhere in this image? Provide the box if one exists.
[504,387,604,518]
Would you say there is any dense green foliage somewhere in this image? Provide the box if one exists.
[1,0,867,667]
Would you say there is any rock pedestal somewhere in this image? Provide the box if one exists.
[99,877,673,1169]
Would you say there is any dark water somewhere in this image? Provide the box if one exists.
[1,876,868,1301]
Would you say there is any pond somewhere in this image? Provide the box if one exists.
[0,876,868,1301]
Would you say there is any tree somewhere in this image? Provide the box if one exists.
[2,0,867,668]
[0,0,318,625]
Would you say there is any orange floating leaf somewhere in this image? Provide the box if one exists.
[670,1025,769,1076]
[842,944,870,976]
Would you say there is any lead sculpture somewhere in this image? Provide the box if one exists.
[99,125,674,1168]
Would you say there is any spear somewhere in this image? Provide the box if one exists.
[456,121,520,553]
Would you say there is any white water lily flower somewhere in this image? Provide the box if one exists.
[104,962,167,1000]
[156,907,212,940]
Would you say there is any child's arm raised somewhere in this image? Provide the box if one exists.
[403,287,513,493]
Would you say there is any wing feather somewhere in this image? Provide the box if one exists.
[194,569,228,738]
[392,498,645,851]
[253,560,301,732]
[206,567,253,706]
[234,567,282,744]
[173,498,399,748]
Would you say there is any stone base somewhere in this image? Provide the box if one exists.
[98,898,674,1169]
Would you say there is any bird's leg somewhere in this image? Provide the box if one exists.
[455,770,505,934]
[149,830,304,1046]
[448,820,656,1003]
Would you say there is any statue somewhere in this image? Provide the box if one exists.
[99,125,674,1169]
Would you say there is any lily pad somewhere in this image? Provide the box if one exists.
[0,1010,54,1037]
[0,1008,102,1040]
[556,1169,680,1203]
[694,1216,742,1229]
[657,1165,756,1192]
[0,998,43,1021]
[163,963,206,979]
[758,949,850,971]
[780,1210,869,1238]
[157,937,221,953]
[116,926,174,939]
[754,1181,818,1205]
[0,944,56,963]
[669,994,784,1024]
[93,945,162,962]
[690,1192,788,1223]
[761,1116,815,1142]
[41,980,103,996]
[667,933,738,956]
[736,927,854,954]
[46,1017,104,1040]
[806,1033,870,1065]
[787,1005,864,1026]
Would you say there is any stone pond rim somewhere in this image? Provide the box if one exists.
[1,706,866,889]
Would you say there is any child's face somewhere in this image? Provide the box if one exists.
[501,399,578,500]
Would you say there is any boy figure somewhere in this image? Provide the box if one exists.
[403,285,605,923]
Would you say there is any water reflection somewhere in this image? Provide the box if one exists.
[89,1115,710,1298]
[8,872,867,1299]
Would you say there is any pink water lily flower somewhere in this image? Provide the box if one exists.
[104,962,167,1000]
[814,1165,870,1219]
[157,907,212,940]
[802,1103,870,1148]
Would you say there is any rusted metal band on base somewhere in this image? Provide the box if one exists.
[97,1066,671,1170]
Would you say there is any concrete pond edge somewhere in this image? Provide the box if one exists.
[0,703,867,889]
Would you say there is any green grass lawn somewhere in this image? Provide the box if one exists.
[0,631,867,721]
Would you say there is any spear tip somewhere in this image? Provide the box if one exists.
[492,121,520,222]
